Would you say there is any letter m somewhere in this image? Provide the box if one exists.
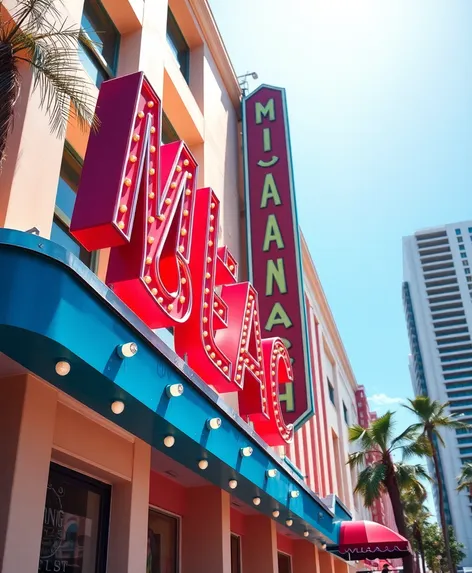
[70,72,198,329]
[255,99,275,124]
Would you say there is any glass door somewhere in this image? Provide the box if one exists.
[39,463,111,573]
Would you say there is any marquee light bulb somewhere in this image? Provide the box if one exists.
[163,436,175,448]
[286,519,293,527]
[116,342,138,359]
[290,490,300,499]
[272,510,280,518]
[55,361,71,376]
[266,469,278,478]
[253,497,261,506]
[303,531,310,538]
[240,446,253,457]
[228,480,238,489]
[166,383,184,398]
[111,400,125,414]
[207,417,222,430]
[198,459,209,470]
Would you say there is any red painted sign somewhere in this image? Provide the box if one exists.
[242,86,314,429]
[70,72,293,446]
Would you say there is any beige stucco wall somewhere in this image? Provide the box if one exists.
[0,374,151,573]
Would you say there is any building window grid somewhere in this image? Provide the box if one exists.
[166,8,190,83]
[53,143,98,271]
[327,379,335,406]
[79,0,120,88]
[456,229,462,236]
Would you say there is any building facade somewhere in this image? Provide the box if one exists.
[403,221,472,568]
[0,1,409,572]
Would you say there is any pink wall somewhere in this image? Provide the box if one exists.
[149,471,186,516]
[230,508,245,536]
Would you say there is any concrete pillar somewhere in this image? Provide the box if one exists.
[182,486,231,573]
[107,438,151,573]
[318,549,335,573]
[241,515,279,573]
[0,375,57,573]
[333,556,348,573]
[292,540,319,573]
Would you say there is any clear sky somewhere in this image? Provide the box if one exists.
[209,0,472,509]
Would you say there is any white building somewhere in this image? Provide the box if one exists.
[403,220,472,568]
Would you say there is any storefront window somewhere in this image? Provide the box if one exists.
[147,509,179,573]
[278,552,292,573]
[39,463,110,573]
[231,534,241,573]
[53,144,97,271]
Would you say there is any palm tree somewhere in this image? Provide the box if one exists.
[457,462,472,493]
[404,396,471,573]
[0,0,98,166]
[348,411,430,573]
[402,488,430,573]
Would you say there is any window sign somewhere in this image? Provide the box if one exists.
[39,464,110,573]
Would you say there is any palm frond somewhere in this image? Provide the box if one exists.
[370,411,396,453]
[0,41,20,165]
[347,450,369,468]
[457,462,472,492]
[395,462,432,499]
[3,0,63,43]
[15,29,98,135]
[0,0,98,163]
[391,423,422,448]
[400,434,432,459]
[354,463,387,507]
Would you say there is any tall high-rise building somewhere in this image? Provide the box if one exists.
[403,221,472,568]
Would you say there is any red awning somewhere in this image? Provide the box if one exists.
[337,520,411,560]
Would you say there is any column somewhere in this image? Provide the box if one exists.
[107,438,151,573]
[0,375,57,573]
[318,549,335,573]
[182,486,232,573]
[241,515,278,573]
[292,540,319,573]
[333,555,348,573]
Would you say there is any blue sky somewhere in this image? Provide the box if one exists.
[209,0,472,509]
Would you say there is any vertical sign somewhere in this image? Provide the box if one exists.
[242,85,314,429]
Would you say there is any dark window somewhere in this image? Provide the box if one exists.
[166,8,190,83]
[328,379,335,406]
[278,552,292,573]
[162,112,180,144]
[464,260,469,266]
[456,229,462,235]
[460,245,466,251]
[80,0,120,87]
[465,268,470,275]
[148,509,179,573]
[469,227,472,233]
[462,252,467,259]
[53,145,97,270]
[231,534,241,573]
[39,463,110,573]
[343,402,349,424]
[458,237,464,243]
